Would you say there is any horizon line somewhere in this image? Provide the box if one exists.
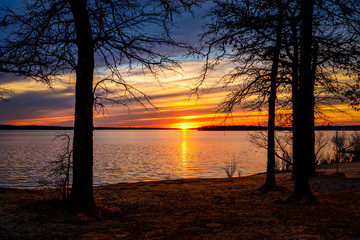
[2,124,360,131]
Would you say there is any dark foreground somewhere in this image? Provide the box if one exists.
[1,164,360,239]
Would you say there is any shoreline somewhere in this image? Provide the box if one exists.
[1,163,360,239]
[0,173,264,190]
[2,161,359,190]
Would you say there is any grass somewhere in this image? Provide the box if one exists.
[1,164,360,239]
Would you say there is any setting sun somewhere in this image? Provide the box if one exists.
[173,122,200,129]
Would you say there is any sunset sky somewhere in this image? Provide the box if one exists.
[1,1,359,128]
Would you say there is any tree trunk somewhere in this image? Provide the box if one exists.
[290,9,299,177]
[260,1,283,191]
[264,78,277,189]
[291,14,299,180]
[68,0,96,213]
[290,0,315,202]
[310,40,319,173]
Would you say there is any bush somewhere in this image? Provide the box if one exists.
[223,159,238,178]
[38,133,73,202]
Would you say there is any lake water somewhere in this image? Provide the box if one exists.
[0,129,339,188]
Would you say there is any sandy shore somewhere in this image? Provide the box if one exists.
[1,162,360,239]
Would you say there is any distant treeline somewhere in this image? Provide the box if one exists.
[95,127,175,130]
[198,125,360,131]
[0,125,74,130]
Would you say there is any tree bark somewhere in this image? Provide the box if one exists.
[68,0,96,213]
[290,0,315,202]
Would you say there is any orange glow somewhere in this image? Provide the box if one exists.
[8,115,74,126]
[172,122,200,129]
[2,59,360,128]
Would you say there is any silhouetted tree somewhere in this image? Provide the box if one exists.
[263,0,283,191]
[289,0,316,201]
[289,0,360,201]
[199,0,360,198]
[324,1,360,110]
[0,0,200,213]
[0,51,14,102]
[0,87,12,102]
[198,0,288,191]
[331,131,347,173]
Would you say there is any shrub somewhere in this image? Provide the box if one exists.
[38,133,73,203]
[223,159,238,178]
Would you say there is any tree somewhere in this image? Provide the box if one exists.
[263,0,283,191]
[197,0,287,191]
[289,0,360,201]
[323,0,360,111]
[0,87,12,102]
[289,0,316,201]
[331,131,347,173]
[0,51,14,103]
[199,0,360,198]
[0,0,200,213]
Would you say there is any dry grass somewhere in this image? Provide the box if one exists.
[1,164,360,239]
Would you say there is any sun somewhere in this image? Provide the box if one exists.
[173,122,199,130]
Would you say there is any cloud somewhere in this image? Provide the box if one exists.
[1,55,359,128]
[0,90,74,125]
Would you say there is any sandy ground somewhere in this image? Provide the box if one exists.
[1,162,360,239]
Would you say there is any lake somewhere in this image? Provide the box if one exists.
[0,129,339,187]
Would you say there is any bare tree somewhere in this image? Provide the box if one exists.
[198,0,289,191]
[0,0,201,213]
[249,131,293,170]
[349,131,360,162]
[51,133,73,202]
[223,159,238,178]
[331,131,347,173]
[289,0,360,201]
[0,87,12,102]
[263,0,283,191]
[314,131,328,165]
[198,0,359,200]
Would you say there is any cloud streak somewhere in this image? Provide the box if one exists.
[1,57,359,128]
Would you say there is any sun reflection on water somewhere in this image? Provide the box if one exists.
[181,129,188,170]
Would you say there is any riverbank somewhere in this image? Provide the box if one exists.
[1,163,360,239]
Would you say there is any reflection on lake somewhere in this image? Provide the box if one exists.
[181,130,188,172]
[0,129,340,187]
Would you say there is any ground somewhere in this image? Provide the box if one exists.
[1,162,360,239]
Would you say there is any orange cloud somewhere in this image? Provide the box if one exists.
[8,115,74,126]
[2,60,360,128]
